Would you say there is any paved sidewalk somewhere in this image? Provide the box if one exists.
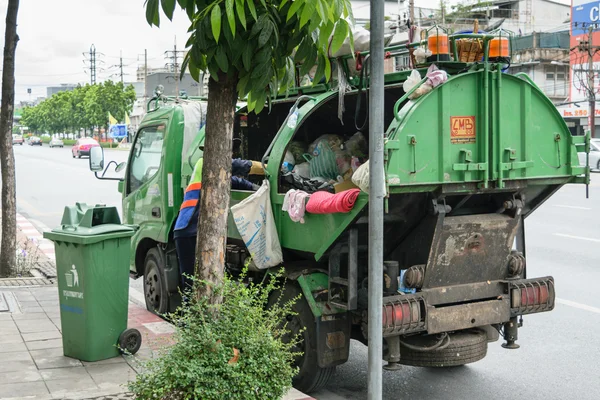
[0,285,314,400]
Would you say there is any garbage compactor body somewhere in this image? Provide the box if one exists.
[111,48,589,393]
[220,65,588,380]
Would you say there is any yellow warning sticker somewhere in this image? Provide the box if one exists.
[450,116,476,144]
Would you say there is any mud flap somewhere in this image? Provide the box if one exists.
[316,313,351,368]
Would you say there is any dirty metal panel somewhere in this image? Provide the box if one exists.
[427,298,510,334]
[423,214,519,288]
[316,313,351,368]
[423,280,506,306]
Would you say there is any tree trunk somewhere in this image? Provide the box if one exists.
[195,73,238,303]
[0,0,19,278]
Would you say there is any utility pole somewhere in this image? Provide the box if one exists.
[165,37,185,97]
[409,0,414,26]
[368,0,385,398]
[144,49,148,104]
[83,44,104,85]
[120,51,124,84]
[578,25,599,138]
[589,26,596,139]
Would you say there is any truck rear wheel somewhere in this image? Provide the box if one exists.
[270,282,335,393]
[399,329,487,367]
[143,248,169,315]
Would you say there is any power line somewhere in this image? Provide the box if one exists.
[82,44,105,85]
[164,37,185,96]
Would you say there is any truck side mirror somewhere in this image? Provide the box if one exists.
[115,162,127,173]
[89,147,104,172]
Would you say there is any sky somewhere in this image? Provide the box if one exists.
[0,0,572,104]
[0,0,191,103]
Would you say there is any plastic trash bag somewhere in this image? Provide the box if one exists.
[304,141,340,180]
[292,162,310,179]
[329,26,370,58]
[230,180,283,269]
[351,160,370,193]
[426,64,448,88]
[413,47,432,64]
[403,70,432,100]
[344,132,368,159]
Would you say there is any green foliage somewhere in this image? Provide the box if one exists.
[145,0,354,113]
[129,271,301,400]
[20,81,136,134]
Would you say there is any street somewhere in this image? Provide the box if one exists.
[13,144,600,400]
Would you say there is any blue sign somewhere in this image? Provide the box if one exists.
[108,124,127,139]
[573,1,600,35]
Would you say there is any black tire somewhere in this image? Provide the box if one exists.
[596,160,600,171]
[118,328,142,355]
[77,151,81,158]
[72,152,75,158]
[143,248,169,315]
[399,329,488,368]
[269,282,335,393]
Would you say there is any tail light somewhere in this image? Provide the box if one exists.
[510,278,554,314]
[381,296,426,336]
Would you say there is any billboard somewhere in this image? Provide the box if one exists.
[108,124,128,139]
[570,0,600,104]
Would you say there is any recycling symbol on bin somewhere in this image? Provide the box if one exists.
[65,265,80,288]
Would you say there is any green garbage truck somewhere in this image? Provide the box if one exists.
[90,35,590,393]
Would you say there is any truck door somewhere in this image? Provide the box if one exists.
[123,125,166,233]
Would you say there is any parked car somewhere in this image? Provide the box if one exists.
[28,136,42,146]
[578,138,600,171]
[12,134,23,145]
[49,138,64,148]
[72,138,99,158]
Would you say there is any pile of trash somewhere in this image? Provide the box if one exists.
[280,131,368,194]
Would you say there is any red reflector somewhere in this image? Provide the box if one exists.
[521,285,549,306]
[383,303,412,326]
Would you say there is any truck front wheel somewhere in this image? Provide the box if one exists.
[143,248,169,315]
[270,282,335,393]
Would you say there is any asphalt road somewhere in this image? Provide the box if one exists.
[12,144,600,400]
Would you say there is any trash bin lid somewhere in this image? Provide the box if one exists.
[43,203,135,245]
[44,223,135,245]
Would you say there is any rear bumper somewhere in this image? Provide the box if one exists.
[381,276,554,337]
[79,149,91,155]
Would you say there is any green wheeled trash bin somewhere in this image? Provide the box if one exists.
[44,202,141,362]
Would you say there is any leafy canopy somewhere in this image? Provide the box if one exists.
[145,0,354,113]
[20,81,136,134]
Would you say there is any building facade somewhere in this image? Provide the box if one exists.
[46,84,77,98]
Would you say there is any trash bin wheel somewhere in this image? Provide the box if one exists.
[118,328,142,355]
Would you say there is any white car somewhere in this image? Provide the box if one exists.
[578,138,600,171]
[49,138,64,148]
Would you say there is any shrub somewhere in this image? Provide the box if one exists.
[129,272,301,400]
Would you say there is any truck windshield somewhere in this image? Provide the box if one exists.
[128,125,165,193]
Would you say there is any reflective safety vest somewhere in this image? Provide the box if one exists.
[174,158,203,231]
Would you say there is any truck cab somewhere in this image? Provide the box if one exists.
[90,35,591,394]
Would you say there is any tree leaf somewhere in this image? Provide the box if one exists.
[249,14,267,39]
[145,0,160,26]
[330,19,348,56]
[242,45,253,71]
[247,0,257,21]
[161,0,176,20]
[324,56,331,82]
[318,21,334,49]
[258,19,273,47]
[299,0,314,28]
[254,90,266,114]
[286,0,305,22]
[225,0,235,36]
[211,5,222,43]
[278,0,289,10]
[235,0,247,29]
[312,53,325,85]
[237,73,250,96]
[188,59,201,82]
[215,47,229,72]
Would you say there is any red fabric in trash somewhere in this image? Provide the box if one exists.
[306,189,361,214]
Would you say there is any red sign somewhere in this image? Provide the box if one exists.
[450,116,476,144]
